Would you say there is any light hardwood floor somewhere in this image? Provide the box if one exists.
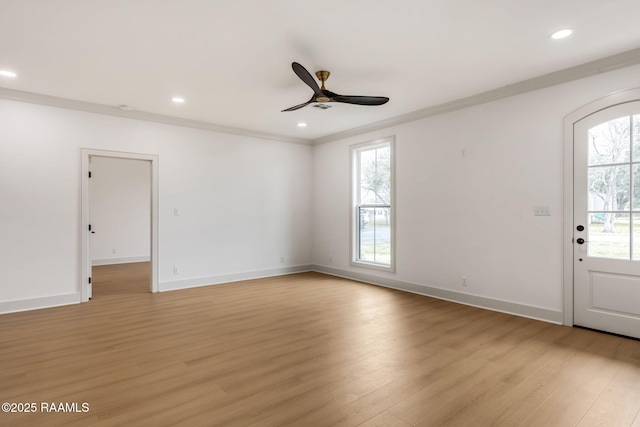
[91,261,151,297]
[1,264,640,426]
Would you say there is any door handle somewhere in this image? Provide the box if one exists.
[576,238,586,244]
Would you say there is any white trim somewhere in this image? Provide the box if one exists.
[0,87,310,146]
[0,293,81,315]
[313,265,563,324]
[159,265,312,292]
[562,87,640,326]
[314,48,640,145]
[0,266,561,322]
[2,49,640,147]
[0,267,311,314]
[80,149,159,301]
[92,256,151,266]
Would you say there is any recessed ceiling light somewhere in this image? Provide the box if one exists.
[297,123,307,127]
[0,70,17,78]
[550,29,573,40]
[172,97,185,103]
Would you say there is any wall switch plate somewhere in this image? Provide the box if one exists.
[534,206,551,216]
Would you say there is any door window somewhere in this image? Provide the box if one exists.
[587,114,640,259]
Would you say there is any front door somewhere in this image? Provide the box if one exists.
[574,101,640,339]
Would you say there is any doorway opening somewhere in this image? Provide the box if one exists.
[80,149,159,302]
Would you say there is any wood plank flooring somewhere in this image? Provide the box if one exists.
[1,265,640,426]
[91,261,151,297]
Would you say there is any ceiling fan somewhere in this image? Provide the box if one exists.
[282,62,389,112]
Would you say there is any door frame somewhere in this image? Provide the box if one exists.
[80,148,159,301]
[562,87,640,326]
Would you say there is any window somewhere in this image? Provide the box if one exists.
[351,137,395,271]
[586,113,640,259]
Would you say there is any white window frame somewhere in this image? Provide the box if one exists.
[350,136,395,272]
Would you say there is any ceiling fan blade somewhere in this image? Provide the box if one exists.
[292,62,323,97]
[281,97,315,112]
[333,95,389,106]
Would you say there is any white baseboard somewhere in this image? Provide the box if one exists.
[311,265,563,325]
[92,256,150,266]
[0,266,312,315]
[0,265,561,325]
[159,265,313,292]
[0,292,81,315]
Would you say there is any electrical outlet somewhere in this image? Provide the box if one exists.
[329,256,333,264]
[112,249,117,255]
[462,276,468,286]
[280,256,285,263]
[173,266,180,275]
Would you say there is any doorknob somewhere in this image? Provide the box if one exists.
[576,238,585,244]
[577,225,585,231]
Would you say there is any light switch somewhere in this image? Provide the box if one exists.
[534,206,551,216]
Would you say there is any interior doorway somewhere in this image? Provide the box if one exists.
[80,149,159,302]
[90,156,151,297]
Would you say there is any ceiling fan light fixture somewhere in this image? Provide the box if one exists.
[313,104,332,110]
[282,62,389,112]
[550,29,573,40]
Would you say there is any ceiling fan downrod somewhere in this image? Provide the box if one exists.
[315,70,331,102]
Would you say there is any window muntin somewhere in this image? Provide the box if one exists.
[351,138,394,270]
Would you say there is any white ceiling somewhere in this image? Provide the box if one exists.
[2,0,640,143]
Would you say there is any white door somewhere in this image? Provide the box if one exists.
[574,101,640,339]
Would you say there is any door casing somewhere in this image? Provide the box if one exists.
[80,148,159,301]
[563,87,640,326]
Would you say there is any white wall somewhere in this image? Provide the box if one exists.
[3,64,640,319]
[312,64,640,323]
[0,101,312,309]
[91,156,150,265]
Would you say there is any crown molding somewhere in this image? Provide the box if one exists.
[312,47,640,145]
[0,87,311,145]
[3,48,640,147]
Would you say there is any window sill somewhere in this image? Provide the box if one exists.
[350,260,395,273]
